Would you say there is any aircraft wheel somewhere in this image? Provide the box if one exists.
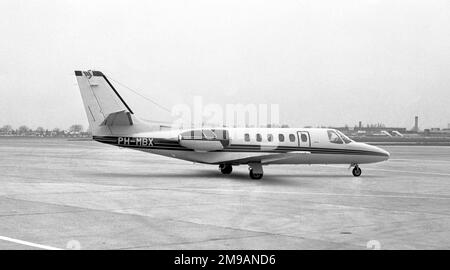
[219,164,232,174]
[352,165,362,177]
[249,169,263,180]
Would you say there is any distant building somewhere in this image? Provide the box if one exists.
[335,123,407,137]
[411,116,419,132]
[354,126,407,133]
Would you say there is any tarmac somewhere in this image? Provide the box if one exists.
[0,137,449,249]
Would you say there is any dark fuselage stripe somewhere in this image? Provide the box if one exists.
[92,136,387,157]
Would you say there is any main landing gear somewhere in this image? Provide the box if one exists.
[219,163,264,180]
[219,164,233,174]
[248,163,263,180]
[351,164,362,177]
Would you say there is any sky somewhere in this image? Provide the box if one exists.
[0,0,449,130]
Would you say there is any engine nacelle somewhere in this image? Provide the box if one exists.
[178,129,230,152]
[179,139,227,152]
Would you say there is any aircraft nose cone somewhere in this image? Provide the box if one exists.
[359,143,390,162]
[378,147,390,159]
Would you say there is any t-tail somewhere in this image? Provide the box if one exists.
[74,70,155,136]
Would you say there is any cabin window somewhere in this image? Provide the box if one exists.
[267,134,273,142]
[327,130,343,144]
[289,134,296,142]
[301,134,308,142]
[244,133,250,142]
[256,133,262,142]
[278,134,285,142]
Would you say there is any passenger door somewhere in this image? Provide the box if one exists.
[297,131,311,147]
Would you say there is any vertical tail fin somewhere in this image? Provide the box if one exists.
[75,70,135,136]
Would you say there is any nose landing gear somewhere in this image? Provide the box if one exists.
[351,164,362,177]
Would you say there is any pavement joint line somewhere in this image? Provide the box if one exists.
[0,197,325,247]
[0,209,96,218]
[117,231,363,250]
[2,197,292,243]
[390,158,450,163]
[317,164,450,177]
[6,184,450,203]
[153,187,450,200]
[116,234,271,250]
[363,167,450,177]
[0,236,62,250]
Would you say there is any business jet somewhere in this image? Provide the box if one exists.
[75,70,389,180]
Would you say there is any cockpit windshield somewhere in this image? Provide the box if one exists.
[327,130,343,144]
[336,130,353,144]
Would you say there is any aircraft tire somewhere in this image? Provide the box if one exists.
[352,166,362,177]
[219,164,233,174]
[249,169,263,180]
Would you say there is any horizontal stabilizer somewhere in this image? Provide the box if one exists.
[100,110,133,126]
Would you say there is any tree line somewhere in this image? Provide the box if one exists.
[0,124,91,137]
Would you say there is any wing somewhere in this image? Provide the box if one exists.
[220,151,311,165]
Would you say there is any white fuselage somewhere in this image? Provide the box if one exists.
[105,127,390,166]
